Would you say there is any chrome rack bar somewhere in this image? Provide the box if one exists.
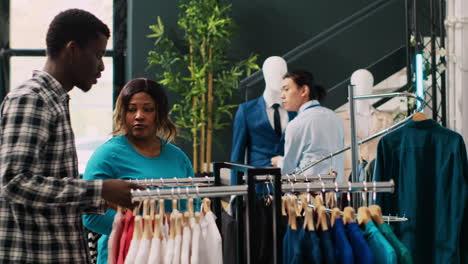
[131,180,394,201]
[126,173,336,187]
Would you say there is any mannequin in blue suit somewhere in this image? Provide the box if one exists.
[230,56,296,184]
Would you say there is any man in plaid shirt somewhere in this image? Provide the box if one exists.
[0,9,142,263]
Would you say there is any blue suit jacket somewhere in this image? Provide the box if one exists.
[230,97,296,184]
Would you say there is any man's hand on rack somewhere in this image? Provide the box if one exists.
[271,155,283,167]
[101,179,145,209]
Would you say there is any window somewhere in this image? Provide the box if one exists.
[4,0,125,174]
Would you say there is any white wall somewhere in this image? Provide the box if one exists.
[446,0,468,144]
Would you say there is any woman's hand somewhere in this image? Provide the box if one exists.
[271,156,283,167]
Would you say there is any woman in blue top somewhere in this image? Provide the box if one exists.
[82,78,194,264]
[271,70,345,182]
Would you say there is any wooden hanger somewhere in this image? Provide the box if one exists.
[330,207,341,228]
[188,198,194,218]
[169,214,176,239]
[303,206,315,231]
[149,199,156,220]
[369,205,384,226]
[143,215,153,239]
[300,194,307,216]
[343,207,355,225]
[134,215,143,240]
[183,212,190,227]
[202,198,211,214]
[133,202,141,217]
[172,198,178,212]
[142,200,149,218]
[195,212,201,224]
[153,214,161,239]
[176,213,183,237]
[357,207,371,225]
[412,112,427,121]
[281,196,288,216]
[316,205,328,231]
[287,196,298,230]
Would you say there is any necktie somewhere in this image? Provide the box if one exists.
[272,103,282,136]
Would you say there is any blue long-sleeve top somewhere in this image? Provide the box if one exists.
[362,221,397,264]
[82,135,194,263]
[332,218,354,264]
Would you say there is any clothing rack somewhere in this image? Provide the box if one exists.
[129,166,397,264]
[130,180,396,200]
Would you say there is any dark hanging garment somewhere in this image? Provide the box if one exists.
[299,228,322,264]
[331,218,354,264]
[346,222,374,264]
[319,229,337,264]
[222,210,238,264]
[374,119,468,263]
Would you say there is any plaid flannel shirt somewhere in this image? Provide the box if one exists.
[0,71,106,263]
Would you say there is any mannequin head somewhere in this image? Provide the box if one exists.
[350,69,374,95]
[263,56,287,100]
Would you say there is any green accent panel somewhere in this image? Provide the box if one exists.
[126,0,407,165]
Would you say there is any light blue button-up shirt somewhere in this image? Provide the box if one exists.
[278,100,345,182]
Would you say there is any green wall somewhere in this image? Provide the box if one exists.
[126,0,406,164]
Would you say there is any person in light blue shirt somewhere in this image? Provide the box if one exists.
[82,78,194,264]
[271,70,345,182]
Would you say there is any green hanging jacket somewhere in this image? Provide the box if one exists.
[374,119,468,264]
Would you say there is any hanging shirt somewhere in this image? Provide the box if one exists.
[283,225,302,264]
[134,226,151,264]
[172,232,182,264]
[181,225,191,264]
[163,237,175,264]
[201,211,223,264]
[299,228,322,264]
[221,211,238,264]
[117,212,134,264]
[332,218,354,264]
[147,237,161,264]
[82,135,194,263]
[190,217,202,264]
[124,238,141,264]
[319,229,337,264]
[362,221,397,264]
[378,223,413,264]
[108,211,124,264]
[374,119,468,263]
[278,100,345,182]
[346,222,374,264]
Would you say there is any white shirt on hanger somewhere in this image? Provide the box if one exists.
[147,237,161,264]
[171,232,182,264]
[190,217,202,264]
[134,237,151,264]
[180,226,191,264]
[200,211,223,264]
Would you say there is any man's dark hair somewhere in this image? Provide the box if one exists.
[46,9,110,58]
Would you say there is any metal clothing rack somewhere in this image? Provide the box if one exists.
[130,180,396,200]
[129,164,397,264]
[126,173,336,187]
